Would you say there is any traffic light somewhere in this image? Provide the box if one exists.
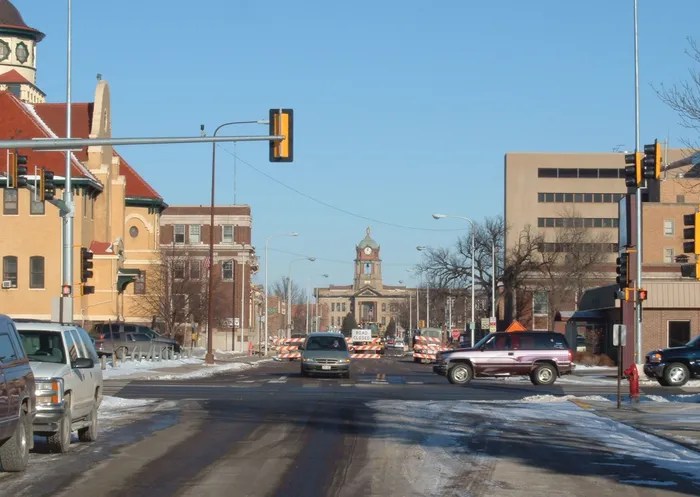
[38,168,56,202]
[624,152,642,188]
[683,212,700,255]
[638,288,648,301]
[81,285,95,296]
[269,108,293,162]
[642,139,662,180]
[7,150,28,189]
[80,247,94,283]
[616,251,630,290]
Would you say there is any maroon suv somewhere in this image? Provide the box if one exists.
[433,331,574,385]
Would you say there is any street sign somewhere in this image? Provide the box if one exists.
[234,317,240,328]
[469,321,475,331]
[489,317,497,333]
[613,324,626,346]
[480,318,490,329]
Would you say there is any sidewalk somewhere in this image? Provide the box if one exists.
[573,398,700,452]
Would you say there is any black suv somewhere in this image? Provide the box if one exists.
[0,314,36,472]
[644,335,700,387]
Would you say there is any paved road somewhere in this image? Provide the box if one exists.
[2,356,698,497]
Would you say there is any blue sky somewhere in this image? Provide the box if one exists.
[14,0,700,290]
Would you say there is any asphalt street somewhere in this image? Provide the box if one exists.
[1,355,698,497]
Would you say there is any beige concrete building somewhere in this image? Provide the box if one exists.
[316,228,413,334]
[503,149,700,357]
[0,2,165,326]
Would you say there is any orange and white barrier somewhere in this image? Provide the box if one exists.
[272,338,302,360]
[413,336,445,362]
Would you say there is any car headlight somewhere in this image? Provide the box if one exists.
[338,358,351,363]
[35,378,64,406]
[649,353,663,363]
[302,357,316,363]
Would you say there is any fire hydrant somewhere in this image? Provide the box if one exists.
[623,363,640,403]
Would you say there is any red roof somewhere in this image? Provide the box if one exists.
[0,91,163,202]
[0,69,30,84]
[0,91,95,182]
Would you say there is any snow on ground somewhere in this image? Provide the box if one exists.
[368,396,700,493]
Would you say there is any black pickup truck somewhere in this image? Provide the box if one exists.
[0,314,36,472]
[644,335,700,386]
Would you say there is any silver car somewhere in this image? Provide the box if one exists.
[16,321,102,453]
[300,332,352,378]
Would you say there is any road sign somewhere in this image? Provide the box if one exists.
[613,324,626,346]
[234,317,240,328]
[489,317,497,333]
[352,328,372,342]
[480,318,489,329]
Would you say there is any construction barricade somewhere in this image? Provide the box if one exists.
[413,336,444,363]
[272,337,304,360]
[349,338,384,359]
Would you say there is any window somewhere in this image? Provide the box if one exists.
[173,261,185,280]
[223,225,234,244]
[578,168,597,178]
[189,225,201,244]
[331,303,336,312]
[668,321,690,347]
[382,303,386,312]
[342,303,346,312]
[3,256,17,288]
[134,272,146,294]
[30,195,45,215]
[533,291,548,315]
[538,168,557,178]
[664,248,674,264]
[558,168,577,178]
[29,256,44,289]
[599,169,618,178]
[663,220,674,236]
[174,224,185,244]
[364,263,372,275]
[3,188,18,214]
[0,333,19,362]
[190,260,201,280]
[222,261,233,280]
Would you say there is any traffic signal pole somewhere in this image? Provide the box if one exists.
[62,0,74,324]
[633,0,644,365]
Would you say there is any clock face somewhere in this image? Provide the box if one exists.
[364,247,372,255]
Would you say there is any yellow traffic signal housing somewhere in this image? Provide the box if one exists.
[683,212,700,255]
[7,150,27,188]
[642,139,662,180]
[269,108,293,162]
[624,152,642,188]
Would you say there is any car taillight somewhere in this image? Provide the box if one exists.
[568,350,573,362]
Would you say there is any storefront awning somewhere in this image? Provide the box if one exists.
[117,268,141,294]
[568,310,606,320]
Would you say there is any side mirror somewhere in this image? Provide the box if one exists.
[73,357,94,369]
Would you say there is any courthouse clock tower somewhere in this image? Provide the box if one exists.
[354,227,383,291]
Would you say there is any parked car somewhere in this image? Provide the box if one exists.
[433,331,574,386]
[644,335,700,387]
[300,332,352,378]
[90,323,178,358]
[16,321,103,453]
[0,314,36,472]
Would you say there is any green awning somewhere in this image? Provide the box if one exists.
[117,268,141,294]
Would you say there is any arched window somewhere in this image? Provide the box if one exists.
[29,256,44,289]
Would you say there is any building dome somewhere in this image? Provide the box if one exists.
[357,227,379,250]
[0,0,45,40]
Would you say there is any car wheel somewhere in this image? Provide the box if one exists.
[300,368,307,377]
[447,364,473,385]
[532,364,557,385]
[48,393,72,453]
[78,404,98,442]
[0,407,30,472]
[663,363,689,387]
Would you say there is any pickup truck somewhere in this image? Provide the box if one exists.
[644,334,700,386]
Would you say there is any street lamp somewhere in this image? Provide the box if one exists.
[205,119,268,365]
[287,257,316,337]
[264,232,299,355]
[432,213,498,343]
[415,246,431,328]
[312,274,329,333]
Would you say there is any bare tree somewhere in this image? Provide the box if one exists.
[654,38,700,151]
[270,276,308,332]
[134,246,226,341]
